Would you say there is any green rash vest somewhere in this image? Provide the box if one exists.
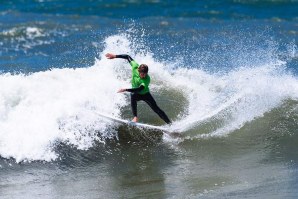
[130,60,150,95]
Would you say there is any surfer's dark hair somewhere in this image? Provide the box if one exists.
[138,64,148,74]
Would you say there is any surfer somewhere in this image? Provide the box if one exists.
[105,53,171,124]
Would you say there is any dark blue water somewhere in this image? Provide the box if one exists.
[0,1,297,198]
[1,0,298,20]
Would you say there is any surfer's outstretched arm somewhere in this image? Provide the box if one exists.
[118,85,145,93]
[105,53,134,63]
[106,53,139,70]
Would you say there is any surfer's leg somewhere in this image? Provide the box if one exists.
[131,93,138,117]
[142,93,171,124]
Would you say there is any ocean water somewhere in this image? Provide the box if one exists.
[0,1,298,198]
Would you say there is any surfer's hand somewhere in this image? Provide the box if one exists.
[105,53,116,59]
[117,88,126,93]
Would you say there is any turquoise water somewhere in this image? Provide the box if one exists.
[0,1,297,198]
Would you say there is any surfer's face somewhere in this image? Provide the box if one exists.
[139,72,147,79]
[138,64,148,78]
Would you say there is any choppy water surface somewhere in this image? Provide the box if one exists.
[0,1,298,198]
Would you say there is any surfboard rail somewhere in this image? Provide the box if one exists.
[96,113,171,133]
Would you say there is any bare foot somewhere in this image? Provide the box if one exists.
[132,117,138,122]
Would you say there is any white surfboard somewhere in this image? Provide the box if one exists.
[97,113,170,133]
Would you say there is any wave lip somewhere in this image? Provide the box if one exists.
[171,62,298,139]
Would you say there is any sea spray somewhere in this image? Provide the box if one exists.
[0,64,126,162]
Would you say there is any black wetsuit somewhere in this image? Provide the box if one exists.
[116,54,171,124]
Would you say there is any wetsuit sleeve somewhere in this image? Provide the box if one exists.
[115,54,139,69]
[125,85,144,93]
[115,54,134,63]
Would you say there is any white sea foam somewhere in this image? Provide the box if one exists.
[26,27,44,39]
[0,26,60,52]
[171,66,297,140]
[0,33,297,162]
[1,26,45,38]
[0,60,127,162]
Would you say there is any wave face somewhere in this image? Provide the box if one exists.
[0,32,297,163]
